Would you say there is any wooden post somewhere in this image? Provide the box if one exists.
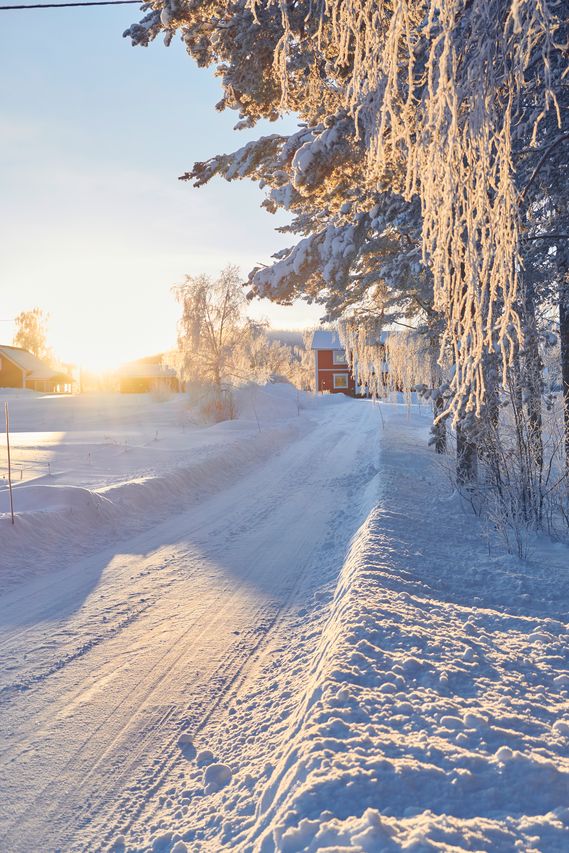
[5,402,14,525]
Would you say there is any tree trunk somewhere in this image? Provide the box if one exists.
[428,318,447,453]
[523,282,544,475]
[508,354,534,523]
[432,395,447,453]
[456,421,478,485]
[480,354,503,496]
[454,260,477,483]
[560,277,569,467]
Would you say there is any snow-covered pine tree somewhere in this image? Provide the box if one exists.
[126,0,568,482]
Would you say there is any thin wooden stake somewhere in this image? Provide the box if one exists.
[5,402,15,525]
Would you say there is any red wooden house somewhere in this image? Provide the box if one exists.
[117,354,180,394]
[310,330,356,395]
[0,345,73,393]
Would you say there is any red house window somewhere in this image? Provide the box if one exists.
[333,373,349,389]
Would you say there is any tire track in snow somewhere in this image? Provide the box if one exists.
[78,410,376,849]
[0,560,265,847]
[90,529,330,852]
[96,412,383,851]
[70,417,358,849]
[0,401,381,852]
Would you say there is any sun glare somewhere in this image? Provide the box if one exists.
[52,315,174,377]
[78,350,128,376]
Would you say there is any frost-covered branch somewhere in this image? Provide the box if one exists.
[126,0,568,425]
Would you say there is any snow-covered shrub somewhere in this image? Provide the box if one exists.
[199,387,237,424]
[455,390,569,555]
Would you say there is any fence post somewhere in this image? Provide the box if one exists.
[4,402,14,525]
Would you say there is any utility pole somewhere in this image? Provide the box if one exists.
[4,402,15,524]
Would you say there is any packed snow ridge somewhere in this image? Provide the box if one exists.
[246,422,569,851]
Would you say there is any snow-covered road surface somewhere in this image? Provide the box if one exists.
[1,393,568,853]
[0,398,381,851]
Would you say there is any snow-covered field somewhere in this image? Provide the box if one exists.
[0,386,341,589]
[0,387,568,852]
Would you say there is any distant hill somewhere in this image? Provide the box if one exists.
[266,329,306,348]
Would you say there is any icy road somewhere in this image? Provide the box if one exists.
[0,398,381,851]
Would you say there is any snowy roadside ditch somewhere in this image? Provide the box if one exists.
[0,420,308,590]
[240,408,569,852]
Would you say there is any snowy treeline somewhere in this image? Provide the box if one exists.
[125,2,569,540]
[169,266,313,420]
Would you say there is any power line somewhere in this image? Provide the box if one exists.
[1,1,140,9]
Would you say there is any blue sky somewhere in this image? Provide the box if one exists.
[0,6,322,369]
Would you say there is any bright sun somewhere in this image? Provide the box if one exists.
[51,313,172,376]
[76,341,148,374]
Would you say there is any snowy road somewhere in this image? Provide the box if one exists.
[0,399,380,852]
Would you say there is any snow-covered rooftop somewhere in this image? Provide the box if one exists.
[0,345,70,381]
[310,328,398,352]
[310,329,343,350]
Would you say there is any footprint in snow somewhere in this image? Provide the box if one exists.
[177,732,196,760]
[203,763,232,794]
[196,748,215,766]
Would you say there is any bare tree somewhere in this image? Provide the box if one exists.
[173,265,246,416]
[13,308,52,361]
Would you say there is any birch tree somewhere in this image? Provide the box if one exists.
[13,308,52,361]
[173,265,246,393]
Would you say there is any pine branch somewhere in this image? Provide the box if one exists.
[524,233,569,241]
[521,133,569,203]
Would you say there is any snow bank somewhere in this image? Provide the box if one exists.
[0,383,344,436]
[244,406,569,852]
[0,422,301,589]
[0,483,112,515]
[234,382,348,425]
